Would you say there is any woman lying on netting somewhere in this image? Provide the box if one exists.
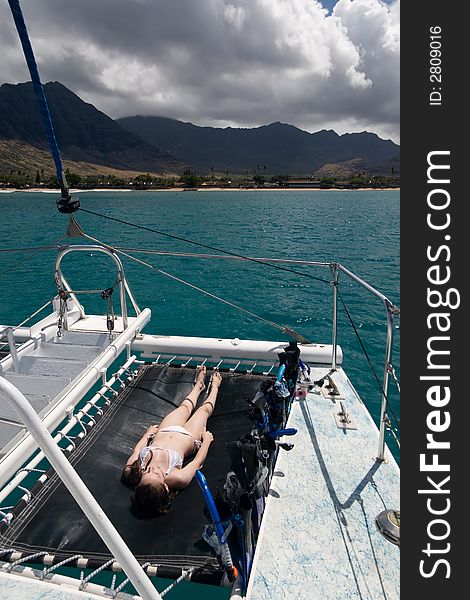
[122,366,222,516]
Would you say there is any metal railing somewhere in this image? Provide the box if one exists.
[0,308,151,489]
[119,249,400,461]
[0,353,138,506]
[335,263,399,461]
[54,244,141,330]
[7,246,400,466]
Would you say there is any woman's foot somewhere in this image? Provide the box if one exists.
[212,370,222,389]
[195,365,207,391]
[200,371,221,415]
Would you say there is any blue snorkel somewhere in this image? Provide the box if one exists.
[195,471,238,583]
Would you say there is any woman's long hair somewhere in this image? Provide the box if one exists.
[121,460,143,489]
[131,480,176,517]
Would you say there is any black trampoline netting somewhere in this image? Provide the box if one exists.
[0,364,270,583]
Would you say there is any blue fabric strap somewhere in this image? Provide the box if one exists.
[8,0,78,211]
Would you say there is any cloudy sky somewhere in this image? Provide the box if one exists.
[1,0,399,142]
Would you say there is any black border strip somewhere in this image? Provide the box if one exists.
[401,2,465,597]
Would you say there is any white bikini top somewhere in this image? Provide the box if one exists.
[139,445,183,476]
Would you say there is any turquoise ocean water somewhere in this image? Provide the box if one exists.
[0,189,399,597]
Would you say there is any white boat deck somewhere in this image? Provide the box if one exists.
[247,367,400,600]
[0,330,110,455]
[0,317,399,600]
[0,312,144,470]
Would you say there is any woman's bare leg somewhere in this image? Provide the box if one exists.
[185,371,222,438]
[159,366,206,428]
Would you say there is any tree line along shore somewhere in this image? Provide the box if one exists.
[0,168,400,191]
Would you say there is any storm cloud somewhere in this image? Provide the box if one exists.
[1,0,399,141]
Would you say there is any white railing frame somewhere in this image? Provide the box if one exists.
[0,354,137,505]
[0,308,151,489]
[0,376,162,600]
[55,245,141,330]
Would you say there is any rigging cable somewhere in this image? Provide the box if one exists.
[78,208,331,285]
[3,235,68,274]
[0,245,66,254]
[0,235,67,350]
[111,248,329,267]
[79,228,311,344]
[337,288,400,432]
[0,300,53,352]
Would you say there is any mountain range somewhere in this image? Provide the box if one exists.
[0,81,399,178]
[118,115,399,176]
[0,82,181,176]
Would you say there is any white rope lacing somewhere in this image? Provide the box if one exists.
[41,554,83,580]
[160,567,195,596]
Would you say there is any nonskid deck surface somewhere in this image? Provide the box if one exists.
[248,367,400,600]
[0,570,135,600]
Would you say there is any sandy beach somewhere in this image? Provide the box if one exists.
[1,186,399,193]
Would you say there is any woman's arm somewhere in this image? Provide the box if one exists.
[125,424,159,467]
[168,431,214,490]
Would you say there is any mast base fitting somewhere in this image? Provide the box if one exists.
[57,193,80,214]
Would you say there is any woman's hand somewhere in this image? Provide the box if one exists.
[146,424,159,442]
[202,430,214,444]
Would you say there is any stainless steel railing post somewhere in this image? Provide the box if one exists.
[55,245,134,328]
[335,264,399,460]
[330,263,339,370]
[376,301,395,461]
